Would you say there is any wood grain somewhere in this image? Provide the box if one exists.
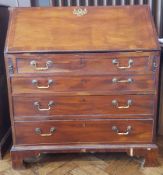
[4,5,160,169]
[1,136,163,175]
[14,54,153,74]
[13,95,154,117]
[14,119,153,145]
[6,6,159,53]
[11,75,155,95]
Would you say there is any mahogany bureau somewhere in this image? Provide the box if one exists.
[5,6,160,169]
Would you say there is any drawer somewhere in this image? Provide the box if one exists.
[14,119,153,145]
[15,54,152,74]
[11,75,155,95]
[13,95,154,117]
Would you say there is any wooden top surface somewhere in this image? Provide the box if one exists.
[6,5,159,53]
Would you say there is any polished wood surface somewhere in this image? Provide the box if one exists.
[5,6,160,169]
[6,6,159,53]
[14,119,153,145]
[14,53,154,74]
[159,48,163,135]
[13,95,154,117]
[1,136,163,174]
[11,75,155,95]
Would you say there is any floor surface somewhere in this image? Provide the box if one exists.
[0,137,163,175]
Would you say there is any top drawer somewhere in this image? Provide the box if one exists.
[9,53,154,75]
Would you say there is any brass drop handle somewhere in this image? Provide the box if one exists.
[112,126,132,135]
[112,99,132,109]
[30,60,53,71]
[112,59,133,69]
[35,127,56,137]
[32,79,53,89]
[112,78,133,83]
[33,101,54,111]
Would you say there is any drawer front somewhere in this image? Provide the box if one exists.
[13,95,154,117]
[11,75,155,95]
[16,54,152,74]
[14,119,153,145]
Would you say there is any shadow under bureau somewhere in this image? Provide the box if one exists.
[5,5,160,169]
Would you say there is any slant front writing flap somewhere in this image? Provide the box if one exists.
[6,5,159,53]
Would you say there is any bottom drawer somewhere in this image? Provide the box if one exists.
[14,119,153,145]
